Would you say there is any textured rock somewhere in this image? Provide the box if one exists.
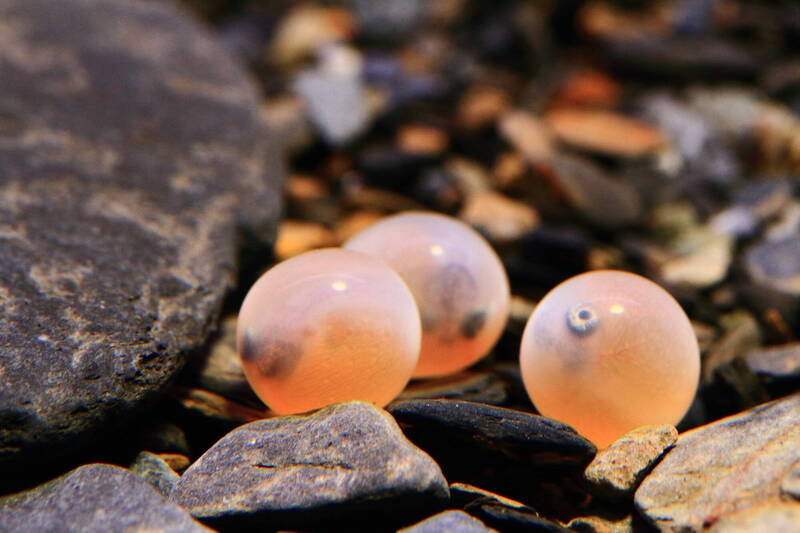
[387,400,595,513]
[635,394,800,532]
[584,425,677,501]
[399,510,498,533]
[708,501,800,533]
[130,451,181,497]
[169,402,448,530]
[388,400,596,467]
[0,464,210,532]
[781,461,800,500]
[0,0,282,474]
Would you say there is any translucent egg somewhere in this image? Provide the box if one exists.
[345,212,510,378]
[520,270,700,448]
[236,248,421,414]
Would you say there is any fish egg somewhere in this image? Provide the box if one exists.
[519,270,700,448]
[345,212,510,378]
[236,248,421,414]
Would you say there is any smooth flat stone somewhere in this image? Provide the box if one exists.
[169,402,448,531]
[0,0,282,475]
[635,394,800,532]
[0,464,210,532]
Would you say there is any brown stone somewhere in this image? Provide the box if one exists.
[275,220,336,260]
[459,191,539,243]
[584,425,677,501]
[635,394,800,532]
[545,108,666,158]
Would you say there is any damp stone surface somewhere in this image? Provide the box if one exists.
[0,0,282,476]
[345,211,510,377]
[237,248,421,414]
[169,401,449,531]
[520,270,700,448]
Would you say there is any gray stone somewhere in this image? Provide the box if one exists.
[781,461,800,501]
[387,400,595,514]
[746,342,800,386]
[169,402,449,530]
[746,234,800,295]
[635,394,800,532]
[294,44,368,146]
[708,501,800,533]
[130,451,181,498]
[585,425,677,501]
[399,510,498,533]
[0,0,282,474]
[387,399,596,468]
[0,464,211,532]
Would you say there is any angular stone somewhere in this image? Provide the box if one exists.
[130,451,181,498]
[746,235,800,295]
[0,464,210,532]
[399,510,498,533]
[388,400,595,467]
[746,343,800,390]
[584,425,677,501]
[169,402,448,530]
[635,394,800,532]
[459,191,539,244]
[0,0,282,474]
[388,400,595,514]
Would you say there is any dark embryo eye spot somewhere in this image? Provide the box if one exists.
[461,309,487,339]
[427,263,479,315]
[241,332,303,379]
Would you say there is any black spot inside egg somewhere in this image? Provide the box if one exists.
[461,309,487,338]
[242,333,302,379]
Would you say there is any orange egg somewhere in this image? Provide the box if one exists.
[236,248,421,414]
[345,212,510,378]
[520,270,700,448]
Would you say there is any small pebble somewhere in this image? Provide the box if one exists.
[584,425,678,501]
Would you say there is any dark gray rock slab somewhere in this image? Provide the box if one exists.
[0,463,211,532]
[0,0,282,474]
[450,483,566,533]
[584,425,677,502]
[635,393,800,532]
[169,401,449,531]
[387,400,595,516]
[130,451,181,498]
[399,510,498,533]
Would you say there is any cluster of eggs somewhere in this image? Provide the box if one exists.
[237,211,700,447]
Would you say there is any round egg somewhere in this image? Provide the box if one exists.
[520,270,700,448]
[236,248,421,414]
[345,212,510,378]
